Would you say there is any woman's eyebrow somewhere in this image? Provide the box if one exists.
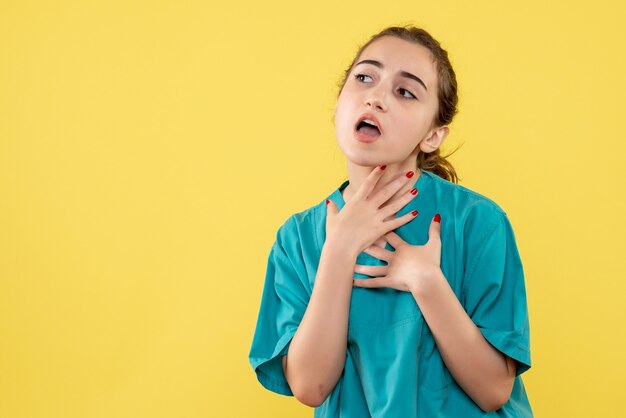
[355,59,428,92]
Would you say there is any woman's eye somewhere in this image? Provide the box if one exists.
[354,74,417,100]
[399,88,417,100]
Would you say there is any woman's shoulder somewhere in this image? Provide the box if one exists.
[425,170,509,226]
[273,198,328,248]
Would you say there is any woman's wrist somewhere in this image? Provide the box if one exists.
[409,266,445,300]
[323,233,360,263]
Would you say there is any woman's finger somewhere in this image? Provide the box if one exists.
[363,244,394,262]
[354,264,388,277]
[383,231,406,249]
[370,170,414,208]
[385,209,418,232]
[353,277,387,288]
[352,165,387,201]
[427,213,442,245]
[372,237,387,248]
[380,187,418,220]
[325,199,338,219]
[354,276,410,292]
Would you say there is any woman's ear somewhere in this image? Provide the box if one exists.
[419,126,449,153]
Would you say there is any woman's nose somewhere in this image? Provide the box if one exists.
[365,90,387,111]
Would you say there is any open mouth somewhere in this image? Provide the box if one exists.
[355,120,381,137]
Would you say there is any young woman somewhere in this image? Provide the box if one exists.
[249,25,533,417]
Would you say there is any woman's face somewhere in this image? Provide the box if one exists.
[334,35,444,167]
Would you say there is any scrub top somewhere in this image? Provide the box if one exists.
[248,169,533,417]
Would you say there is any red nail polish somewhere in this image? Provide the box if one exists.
[434,213,441,223]
[410,188,417,195]
[380,165,386,170]
[411,210,418,216]
[326,199,330,205]
[406,171,414,178]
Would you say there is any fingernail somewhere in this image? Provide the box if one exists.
[380,165,387,170]
[326,200,330,205]
[411,210,418,216]
[410,188,417,195]
[434,213,441,223]
[406,171,414,178]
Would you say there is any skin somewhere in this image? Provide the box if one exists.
[283,35,517,411]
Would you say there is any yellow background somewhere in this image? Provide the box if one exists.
[1,1,625,417]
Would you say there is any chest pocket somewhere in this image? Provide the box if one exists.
[418,324,453,391]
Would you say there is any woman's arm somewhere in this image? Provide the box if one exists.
[412,269,517,412]
[282,238,358,407]
[283,166,417,406]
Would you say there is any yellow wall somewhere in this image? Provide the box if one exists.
[1,1,625,417]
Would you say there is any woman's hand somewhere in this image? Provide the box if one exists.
[325,165,419,257]
[352,214,442,294]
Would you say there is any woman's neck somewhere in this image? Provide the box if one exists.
[341,163,422,204]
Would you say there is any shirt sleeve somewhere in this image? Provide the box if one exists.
[462,209,532,377]
[248,217,310,396]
